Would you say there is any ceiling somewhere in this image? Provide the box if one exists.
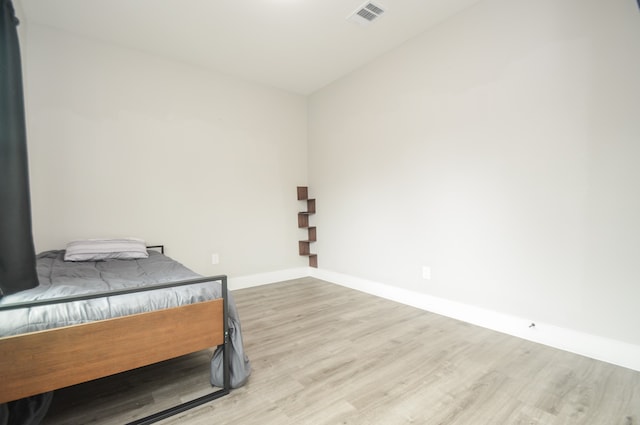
[19,0,483,95]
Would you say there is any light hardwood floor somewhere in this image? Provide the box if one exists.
[43,278,640,424]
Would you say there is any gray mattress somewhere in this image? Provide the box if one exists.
[0,250,250,388]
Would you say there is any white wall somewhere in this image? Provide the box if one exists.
[17,0,640,361]
[24,24,309,277]
[309,0,640,346]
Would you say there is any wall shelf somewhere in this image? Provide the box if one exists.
[297,186,317,268]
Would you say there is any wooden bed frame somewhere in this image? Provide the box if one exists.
[0,248,230,425]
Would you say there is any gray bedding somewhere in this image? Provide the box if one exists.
[0,250,251,389]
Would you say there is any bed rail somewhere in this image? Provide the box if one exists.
[0,275,231,425]
[0,275,224,311]
[146,244,165,254]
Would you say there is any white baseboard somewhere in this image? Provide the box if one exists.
[310,268,640,373]
[228,267,311,291]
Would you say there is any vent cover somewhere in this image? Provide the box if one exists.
[347,2,386,25]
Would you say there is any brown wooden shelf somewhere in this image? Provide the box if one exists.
[297,186,308,201]
[306,199,316,214]
[297,186,317,268]
[297,213,309,228]
[308,227,317,242]
[298,241,312,256]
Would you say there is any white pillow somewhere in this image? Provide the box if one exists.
[64,238,149,262]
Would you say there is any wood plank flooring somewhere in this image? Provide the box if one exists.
[42,277,640,424]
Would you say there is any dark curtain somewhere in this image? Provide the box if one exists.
[0,0,38,296]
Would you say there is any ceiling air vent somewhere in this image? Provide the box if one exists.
[347,2,386,25]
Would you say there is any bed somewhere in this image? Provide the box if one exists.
[0,242,251,424]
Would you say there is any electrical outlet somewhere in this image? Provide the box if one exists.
[422,266,431,280]
[211,253,219,265]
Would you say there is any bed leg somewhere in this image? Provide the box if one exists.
[125,277,231,425]
[222,276,231,392]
